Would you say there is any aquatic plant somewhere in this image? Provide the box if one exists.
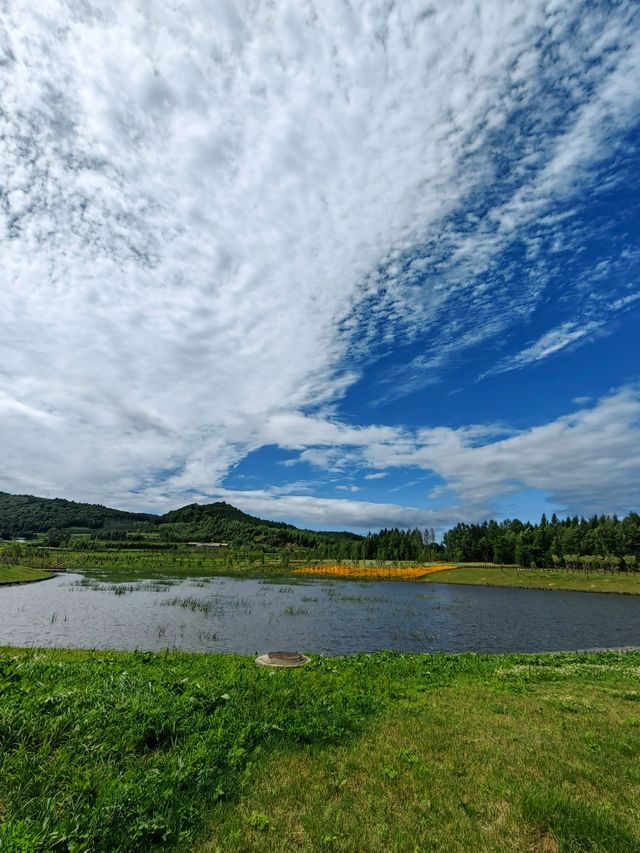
[283,606,309,616]
[159,596,220,615]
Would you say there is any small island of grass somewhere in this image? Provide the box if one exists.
[0,565,53,585]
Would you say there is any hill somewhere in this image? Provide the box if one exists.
[0,491,361,549]
[0,491,154,538]
[155,501,361,548]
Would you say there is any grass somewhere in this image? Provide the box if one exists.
[67,551,460,585]
[37,548,306,583]
[0,565,53,585]
[421,565,640,595]
[160,595,221,615]
[204,671,640,852]
[1,649,640,851]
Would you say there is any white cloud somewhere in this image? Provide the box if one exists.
[612,292,640,311]
[1,1,639,525]
[483,319,605,376]
[160,387,640,531]
[212,488,476,533]
[393,389,640,514]
[279,389,640,518]
[482,289,640,377]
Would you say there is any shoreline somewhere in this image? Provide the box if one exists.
[3,644,640,658]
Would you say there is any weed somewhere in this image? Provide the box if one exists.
[160,596,220,615]
[247,812,270,831]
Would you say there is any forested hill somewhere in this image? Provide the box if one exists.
[0,491,361,549]
[155,502,362,549]
[0,492,155,537]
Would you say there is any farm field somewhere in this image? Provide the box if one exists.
[1,648,639,851]
[7,544,640,597]
[9,545,640,595]
[422,564,640,595]
[0,565,53,585]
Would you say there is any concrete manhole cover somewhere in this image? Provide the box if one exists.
[255,651,310,668]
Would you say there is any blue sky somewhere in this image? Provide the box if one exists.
[1,0,639,533]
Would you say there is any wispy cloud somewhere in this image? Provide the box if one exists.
[391,388,640,515]
[482,289,640,378]
[483,319,605,377]
[209,488,480,533]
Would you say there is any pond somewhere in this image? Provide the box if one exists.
[1,573,640,655]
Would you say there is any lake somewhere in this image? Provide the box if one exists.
[1,573,640,655]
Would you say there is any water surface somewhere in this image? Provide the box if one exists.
[1,573,639,655]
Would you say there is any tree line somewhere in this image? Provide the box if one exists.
[442,513,640,569]
[2,489,640,571]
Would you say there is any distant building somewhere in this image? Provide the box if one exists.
[186,542,229,548]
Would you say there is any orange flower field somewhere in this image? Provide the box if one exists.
[293,563,458,580]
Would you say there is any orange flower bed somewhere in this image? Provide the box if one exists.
[293,563,458,580]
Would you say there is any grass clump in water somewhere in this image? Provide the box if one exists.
[283,606,309,616]
[159,596,220,614]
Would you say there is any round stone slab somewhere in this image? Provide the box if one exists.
[255,651,310,668]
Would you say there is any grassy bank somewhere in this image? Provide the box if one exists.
[0,565,53,585]
[1,648,639,851]
[27,547,304,583]
[422,564,640,595]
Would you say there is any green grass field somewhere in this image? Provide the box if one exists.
[0,565,53,585]
[422,564,640,595]
[1,648,639,851]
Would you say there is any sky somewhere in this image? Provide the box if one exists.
[1,0,639,534]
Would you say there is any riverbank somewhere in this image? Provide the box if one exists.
[0,565,53,585]
[421,565,640,595]
[1,648,639,851]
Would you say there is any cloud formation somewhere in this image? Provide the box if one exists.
[1,1,639,527]
[276,388,640,520]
